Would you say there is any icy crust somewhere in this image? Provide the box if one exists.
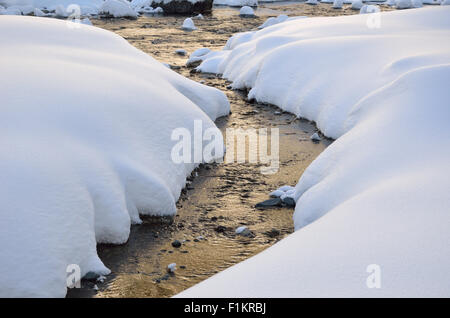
[178,7,450,297]
[0,16,229,297]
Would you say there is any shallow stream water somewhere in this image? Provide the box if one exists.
[66,2,393,298]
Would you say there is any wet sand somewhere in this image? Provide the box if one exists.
[67,2,393,298]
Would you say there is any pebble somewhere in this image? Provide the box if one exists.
[215,225,227,233]
[255,197,282,209]
[172,240,182,248]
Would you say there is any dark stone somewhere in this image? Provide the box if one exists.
[215,225,227,233]
[83,271,100,281]
[255,197,282,209]
[265,228,280,238]
[171,239,182,248]
[152,0,213,14]
[282,196,296,207]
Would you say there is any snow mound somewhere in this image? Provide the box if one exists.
[239,5,255,16]
[258,14,290,29]
[182,17,197,30]
[0,15,229,297]
[360,4,380,14]
[177,7,450,297]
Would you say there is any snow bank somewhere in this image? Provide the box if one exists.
[178,7,450,297]
[0,0,164,16]
[0,0,104,16]
[0,16,229,297]
[213,0,258,6]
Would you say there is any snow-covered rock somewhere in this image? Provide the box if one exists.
[214,0,258,6]
[167,263,177,273]
[360,4,380,13]
[81,17,92,25]
[332,0,343,8]
[33,7,45,16]
[305,0,318,4]
[177,7,450,298]
[0,0,104,16]
[395,0,414,8]
[310,133,321,142]
[239,5,255,17]
[351,0,364,9]
[99,0,137,18]
[235,226,248,234]
[441,0,450,5]
[182,17,197,30]
[0,15,229,297]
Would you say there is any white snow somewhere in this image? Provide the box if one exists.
[257,14,290,29]
[99,0,137,18]
[332,0,343,8]
[33,7,45,16]
[351,0,363,9]
[0,0,104,16]
[182,17,197,31]
[177,7,450,297]
[441,0,450,4]
[395,0,414,8]
[167,263,177,272]
[310,133,321,142]
[0,0,164,17]
[0,15,229,297]
[213,0,258,6]
[360,4,380,14]
[270,185,294,198]
[239,5,255,16]
[305,0,318,4]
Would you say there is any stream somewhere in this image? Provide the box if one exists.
[65,2,378,298]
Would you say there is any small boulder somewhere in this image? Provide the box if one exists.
[171,240,182,248]
[255,197,282,209]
